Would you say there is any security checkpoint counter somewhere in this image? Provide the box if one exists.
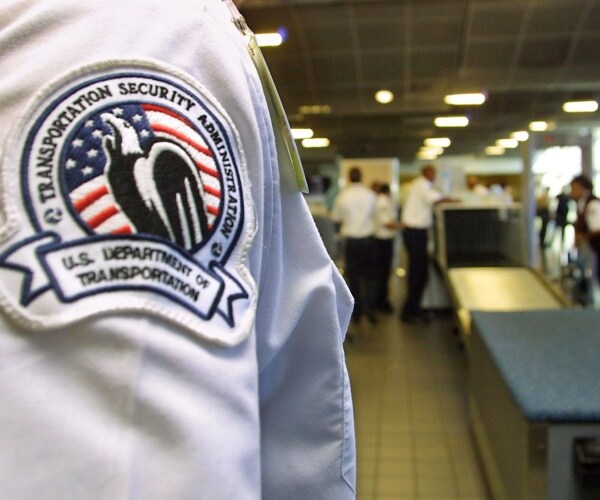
[446,267,565,348]
[469,310,600,500]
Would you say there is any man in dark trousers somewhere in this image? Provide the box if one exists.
[400,164,443,324]
[331,166,378,323]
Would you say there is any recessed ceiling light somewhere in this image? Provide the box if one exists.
[424,137,451,147]
[511,131,529,141]
[496,138,519,148]
[291,128,314,140]
[255,33,283,47]
[485,146,505,156]
[562,100,598,113]
[375,90,394,104]
[444,93,486,105]
[302,138,330,148]
[529,121,549,131]
[434,116,469,127]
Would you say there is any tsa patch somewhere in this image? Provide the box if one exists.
[0,61,256,346]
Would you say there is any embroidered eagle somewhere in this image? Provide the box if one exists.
[101,113,208,250]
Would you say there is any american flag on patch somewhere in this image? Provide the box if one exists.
[65,103,222,239]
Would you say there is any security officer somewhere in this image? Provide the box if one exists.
[331,166,378,323]
[0,1,356,498]
[400,164,443,323]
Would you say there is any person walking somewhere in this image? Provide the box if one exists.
[331,166,378,323]
[400,164,444,324]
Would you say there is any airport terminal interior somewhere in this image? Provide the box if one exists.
[240,0,600,498]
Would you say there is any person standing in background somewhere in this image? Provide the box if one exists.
[537,187,551,249]
[400,164,444,324]
[466,175,489,197]
[373,183,399,313]
[331,166,378,324]
[555,187,571,249]
[570,175,600,284]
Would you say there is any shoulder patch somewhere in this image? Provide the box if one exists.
[0,60,256,346]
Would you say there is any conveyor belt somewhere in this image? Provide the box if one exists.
[446,267,564,343]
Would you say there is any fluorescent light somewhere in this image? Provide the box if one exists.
[420,146,444,155]
[562,100,598,113]
[375,90,394,104]
[255,33,283,47]
[299,104,332,115]
[417,151,438,160]
[434,116,469,127]
[511,131,529,141]
[444,93,486,105]
[529,121,549,131]
[496,138,519,149]
[291,128,314,140]
[302,138,330,148]
[424,137,451,147]
[485,146,505,156]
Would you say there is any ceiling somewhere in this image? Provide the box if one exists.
[239,0,600,167]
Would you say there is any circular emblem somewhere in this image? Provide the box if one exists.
[25,69,243,257]
[0,61,256,344]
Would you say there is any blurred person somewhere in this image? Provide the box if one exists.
[400,164,446,324]
[373,183,399,313]
[570,175,600,283]
[467,175,489,196]
[0,1,356,498]
[537,187,551,249]
[331,166,378,324]
[555,186,572,248]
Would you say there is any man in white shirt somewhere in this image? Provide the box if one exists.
[400,164,443,323]
[331,166,377,323]
[0,1,356,498]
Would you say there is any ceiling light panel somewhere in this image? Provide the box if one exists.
[562,100,598,113]
[424,137,451,147]
[255,33,283,47]
[302,138,330,148]
[434,116,469,127]
[291,128,314,140]
[529,121,549,131]
[444,93,487,105]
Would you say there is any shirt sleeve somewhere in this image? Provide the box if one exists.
[256,191,356,499]
[245,29,357,500]
[424,183,443,206]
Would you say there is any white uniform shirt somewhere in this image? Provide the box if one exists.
[582,198,600,232]
[331,183,377,238]
[374,193,397,240]
[401,175,443,229]
[0,1,356,498]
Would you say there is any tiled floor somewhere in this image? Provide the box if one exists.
[344,297,490,499]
